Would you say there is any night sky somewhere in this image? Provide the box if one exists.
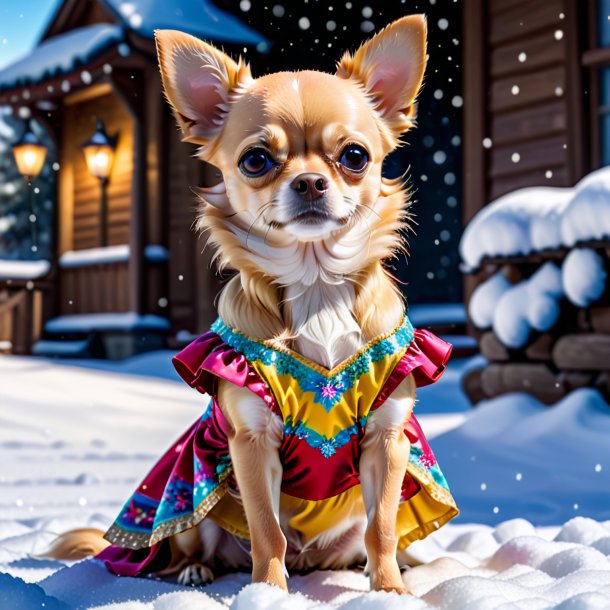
[216,0,464,304]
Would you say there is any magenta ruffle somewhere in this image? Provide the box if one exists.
[371,328,452,412]
[172,332,279,415]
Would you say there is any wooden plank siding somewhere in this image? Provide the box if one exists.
[57,88,135,315]
[62,91,134,251]
[464,0,587,208]
[59,262,130,315]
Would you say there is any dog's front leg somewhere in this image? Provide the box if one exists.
[359,374,416,594]
[217,380,287,590]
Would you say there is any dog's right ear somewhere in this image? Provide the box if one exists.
[154,30,252,146]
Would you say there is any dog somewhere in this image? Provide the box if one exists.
[48,15,458,595]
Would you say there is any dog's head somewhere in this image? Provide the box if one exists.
[155,17,427,275]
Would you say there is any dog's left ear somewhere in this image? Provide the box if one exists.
[337,15,427,140]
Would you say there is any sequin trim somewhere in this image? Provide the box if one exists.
[210,316,414,411]
[283,415,368,458]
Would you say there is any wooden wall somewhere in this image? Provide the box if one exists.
[60,88,134,251]
[59,262,129,315]
[463,0,587,218]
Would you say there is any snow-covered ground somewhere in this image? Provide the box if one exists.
[1,351,609,609]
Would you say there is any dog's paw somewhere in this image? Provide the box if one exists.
[177,563,214,587]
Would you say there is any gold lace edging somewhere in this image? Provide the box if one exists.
[103,480,229,551]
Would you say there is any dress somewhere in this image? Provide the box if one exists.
[99,315,459,575]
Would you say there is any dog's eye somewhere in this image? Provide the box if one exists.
[339,145,369,173]
[238,148,275,177]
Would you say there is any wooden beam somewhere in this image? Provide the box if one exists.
[462,0,488,306]
[463,0,487,224]
[565,0,587,182]
[110,68,147,315]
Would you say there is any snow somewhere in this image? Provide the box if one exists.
[561,166,610,247]
[459,187,572,270]
[0,24,123,91]
[45,312,170,333]
[432,388,610,525]
[102,0,266,45]
[0,258,51,280]
[562,249,608,307]
[460,166,610,270]
[32,339,91,356]
[490,263,563,347]
[59,245,130,268]
[1,351,610,608]
[58,244,169,267]
[0,3,264,93]
[468,273,512,329]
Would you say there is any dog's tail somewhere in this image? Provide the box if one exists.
[42,528,110,561]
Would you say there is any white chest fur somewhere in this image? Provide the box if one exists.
[285,280,364,370]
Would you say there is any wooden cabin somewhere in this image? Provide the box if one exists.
[461,0,610,404]
[0,0,264,357]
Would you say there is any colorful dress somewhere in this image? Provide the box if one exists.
[99,315,459,575]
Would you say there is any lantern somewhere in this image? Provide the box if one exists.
[12,121,47,184]
[81,119,117,183]
[81,120,117,247]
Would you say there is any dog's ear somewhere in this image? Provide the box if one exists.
[336,15,427,139]
[154,30,252,146]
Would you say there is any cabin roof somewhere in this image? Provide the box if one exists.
[97,0,265,45]
[0,0,265,94]
[0,24,124,92]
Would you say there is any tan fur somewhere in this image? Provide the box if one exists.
[43,528,110,561]
[47,16,429,593]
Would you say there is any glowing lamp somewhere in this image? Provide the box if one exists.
[12,123,47,183]
[81,120,117,183]
[81,120,118,247]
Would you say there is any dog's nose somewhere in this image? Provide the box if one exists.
[291,173,329,201]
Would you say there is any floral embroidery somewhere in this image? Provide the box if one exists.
[320,383,337,399]
[154,476,194,524]
[409,446,449,491]
[210,316,414,411]
[116,492,158,533]
[193,454,232,510]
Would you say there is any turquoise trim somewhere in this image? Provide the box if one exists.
[283,415,368,458]
[210,316,414,411]
[409,446,451,491]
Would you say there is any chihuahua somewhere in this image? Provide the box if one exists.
[50,15,459,595]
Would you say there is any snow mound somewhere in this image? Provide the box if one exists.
[561,168,610,246]
[562,249,607,307]
[554,591,610,610]
[460,187,572,270]
[0,572,70,610]
[554,518,610,546]
[460,166,610,269]
[492,262,563,347]
[469,264,564,344]
[468,273,512,329]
